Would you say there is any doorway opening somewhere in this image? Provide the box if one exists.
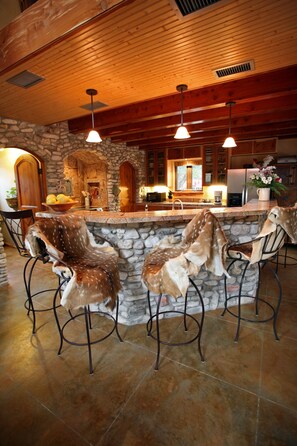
[64,151,108,209]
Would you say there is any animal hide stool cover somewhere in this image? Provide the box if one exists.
[142,209,229,299]
[25,215,121,311]
[228,205,297,264]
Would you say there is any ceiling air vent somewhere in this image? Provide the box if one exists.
[213,61,255,78]
[6,70,45,88]
[174,0,221,16]
[80,101,107,111]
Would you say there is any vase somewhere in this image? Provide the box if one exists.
[257,188,270,201]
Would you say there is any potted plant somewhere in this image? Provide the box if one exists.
[6,185,18,210]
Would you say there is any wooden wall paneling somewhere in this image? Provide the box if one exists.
[167,148,184,160]
[232,141,253,155]
[184,146,201,159]
[253,139,277,154]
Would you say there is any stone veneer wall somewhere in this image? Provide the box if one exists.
[88,215,264,325]
[0,116,146,284]
[0,117,146,210]
[0,223,8,287]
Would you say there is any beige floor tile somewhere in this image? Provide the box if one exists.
[1,245,296,445]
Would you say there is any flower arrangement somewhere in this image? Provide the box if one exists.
[249,155,287,196]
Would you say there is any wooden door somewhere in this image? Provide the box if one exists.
[14,153,46,216]
[119,162,135,212]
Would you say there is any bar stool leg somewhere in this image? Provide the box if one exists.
[53,279,67,355]
[115,295,124,343]
[23,256,37,334]
[234,262,249,342]
[147,290,153,335]
[84,306,94,375]
[154,293,162,370]
[188,278,205,362]
[267,262,282,341]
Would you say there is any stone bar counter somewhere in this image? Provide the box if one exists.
[37,200,277,325]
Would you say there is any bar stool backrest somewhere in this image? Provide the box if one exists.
[260,225,286,261]
[0,209,35,257]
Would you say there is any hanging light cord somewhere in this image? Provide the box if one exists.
[90,93,95,129]
[180,88,184,126]
[228,103,232,135]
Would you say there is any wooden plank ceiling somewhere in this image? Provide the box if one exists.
[1,0,297,149]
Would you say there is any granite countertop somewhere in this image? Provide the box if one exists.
[37,200,277,224]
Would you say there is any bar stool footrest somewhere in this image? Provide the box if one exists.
[147,310,201,346]
[225,295,276,324]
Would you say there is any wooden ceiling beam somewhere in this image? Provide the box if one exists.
[68,65,297,133]
[127,121,297,147]
[109,109,297,142]
[103,93,297,137]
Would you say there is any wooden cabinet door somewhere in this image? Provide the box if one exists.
[14,153,45,216]
[276,163,297,187]
[202,146,228,185]
[119,161,136,212]
[146,149,167,185]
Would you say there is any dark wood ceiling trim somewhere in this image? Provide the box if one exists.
[127,121,297,147]
[108,109,297,142]
[68,65,297,133]
[101,93,297,137]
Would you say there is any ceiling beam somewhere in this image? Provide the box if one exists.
[126,121,297,148]
[101,93,297,138]
[68,65,297,133]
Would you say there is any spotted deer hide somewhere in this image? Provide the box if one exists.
[25,215,121,310]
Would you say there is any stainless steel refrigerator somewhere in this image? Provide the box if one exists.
[227,168,259,206]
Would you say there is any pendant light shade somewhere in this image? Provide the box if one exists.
[222,101,237,148]
[86,89,102,143]
[174,84,191,139]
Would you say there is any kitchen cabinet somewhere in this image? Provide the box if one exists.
[167,146,201,160]
[146,149,167,186]
[276,163,297,187]
[230,139,277,168]
[203,146,229,185]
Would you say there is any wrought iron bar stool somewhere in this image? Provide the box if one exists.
[25,214,123,374]
[142,209,229,370]
[222,206,297,342]
[1,209,60,333]
[274,197,297,271]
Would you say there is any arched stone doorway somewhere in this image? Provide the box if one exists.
[64,150,108,209]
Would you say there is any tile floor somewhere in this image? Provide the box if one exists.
[0,245,296,446]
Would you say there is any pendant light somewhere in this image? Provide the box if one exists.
[86,89,102,143]
[222,101,237,148]
[174,84,191,139]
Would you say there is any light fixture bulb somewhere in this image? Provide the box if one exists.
[174,84,190,140]
[174,125,191,139]
[223,101,236,148]
[86,129,102,143]
[85,88,102,143]
[222,136,237,148]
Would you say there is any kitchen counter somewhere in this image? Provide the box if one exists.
[37,199,277,224]
[36,199,277,325]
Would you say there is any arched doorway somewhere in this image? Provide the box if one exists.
[15,153,46,215]
[119,162,136,212]
[64,151,108,209]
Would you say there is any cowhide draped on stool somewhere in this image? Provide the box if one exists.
[222,205,297,342]
[25,214,122,374]
[142,209,229,370]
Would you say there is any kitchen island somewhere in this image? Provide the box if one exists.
[37,200,277,325]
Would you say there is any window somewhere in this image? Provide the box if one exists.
[175,161,202,190]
